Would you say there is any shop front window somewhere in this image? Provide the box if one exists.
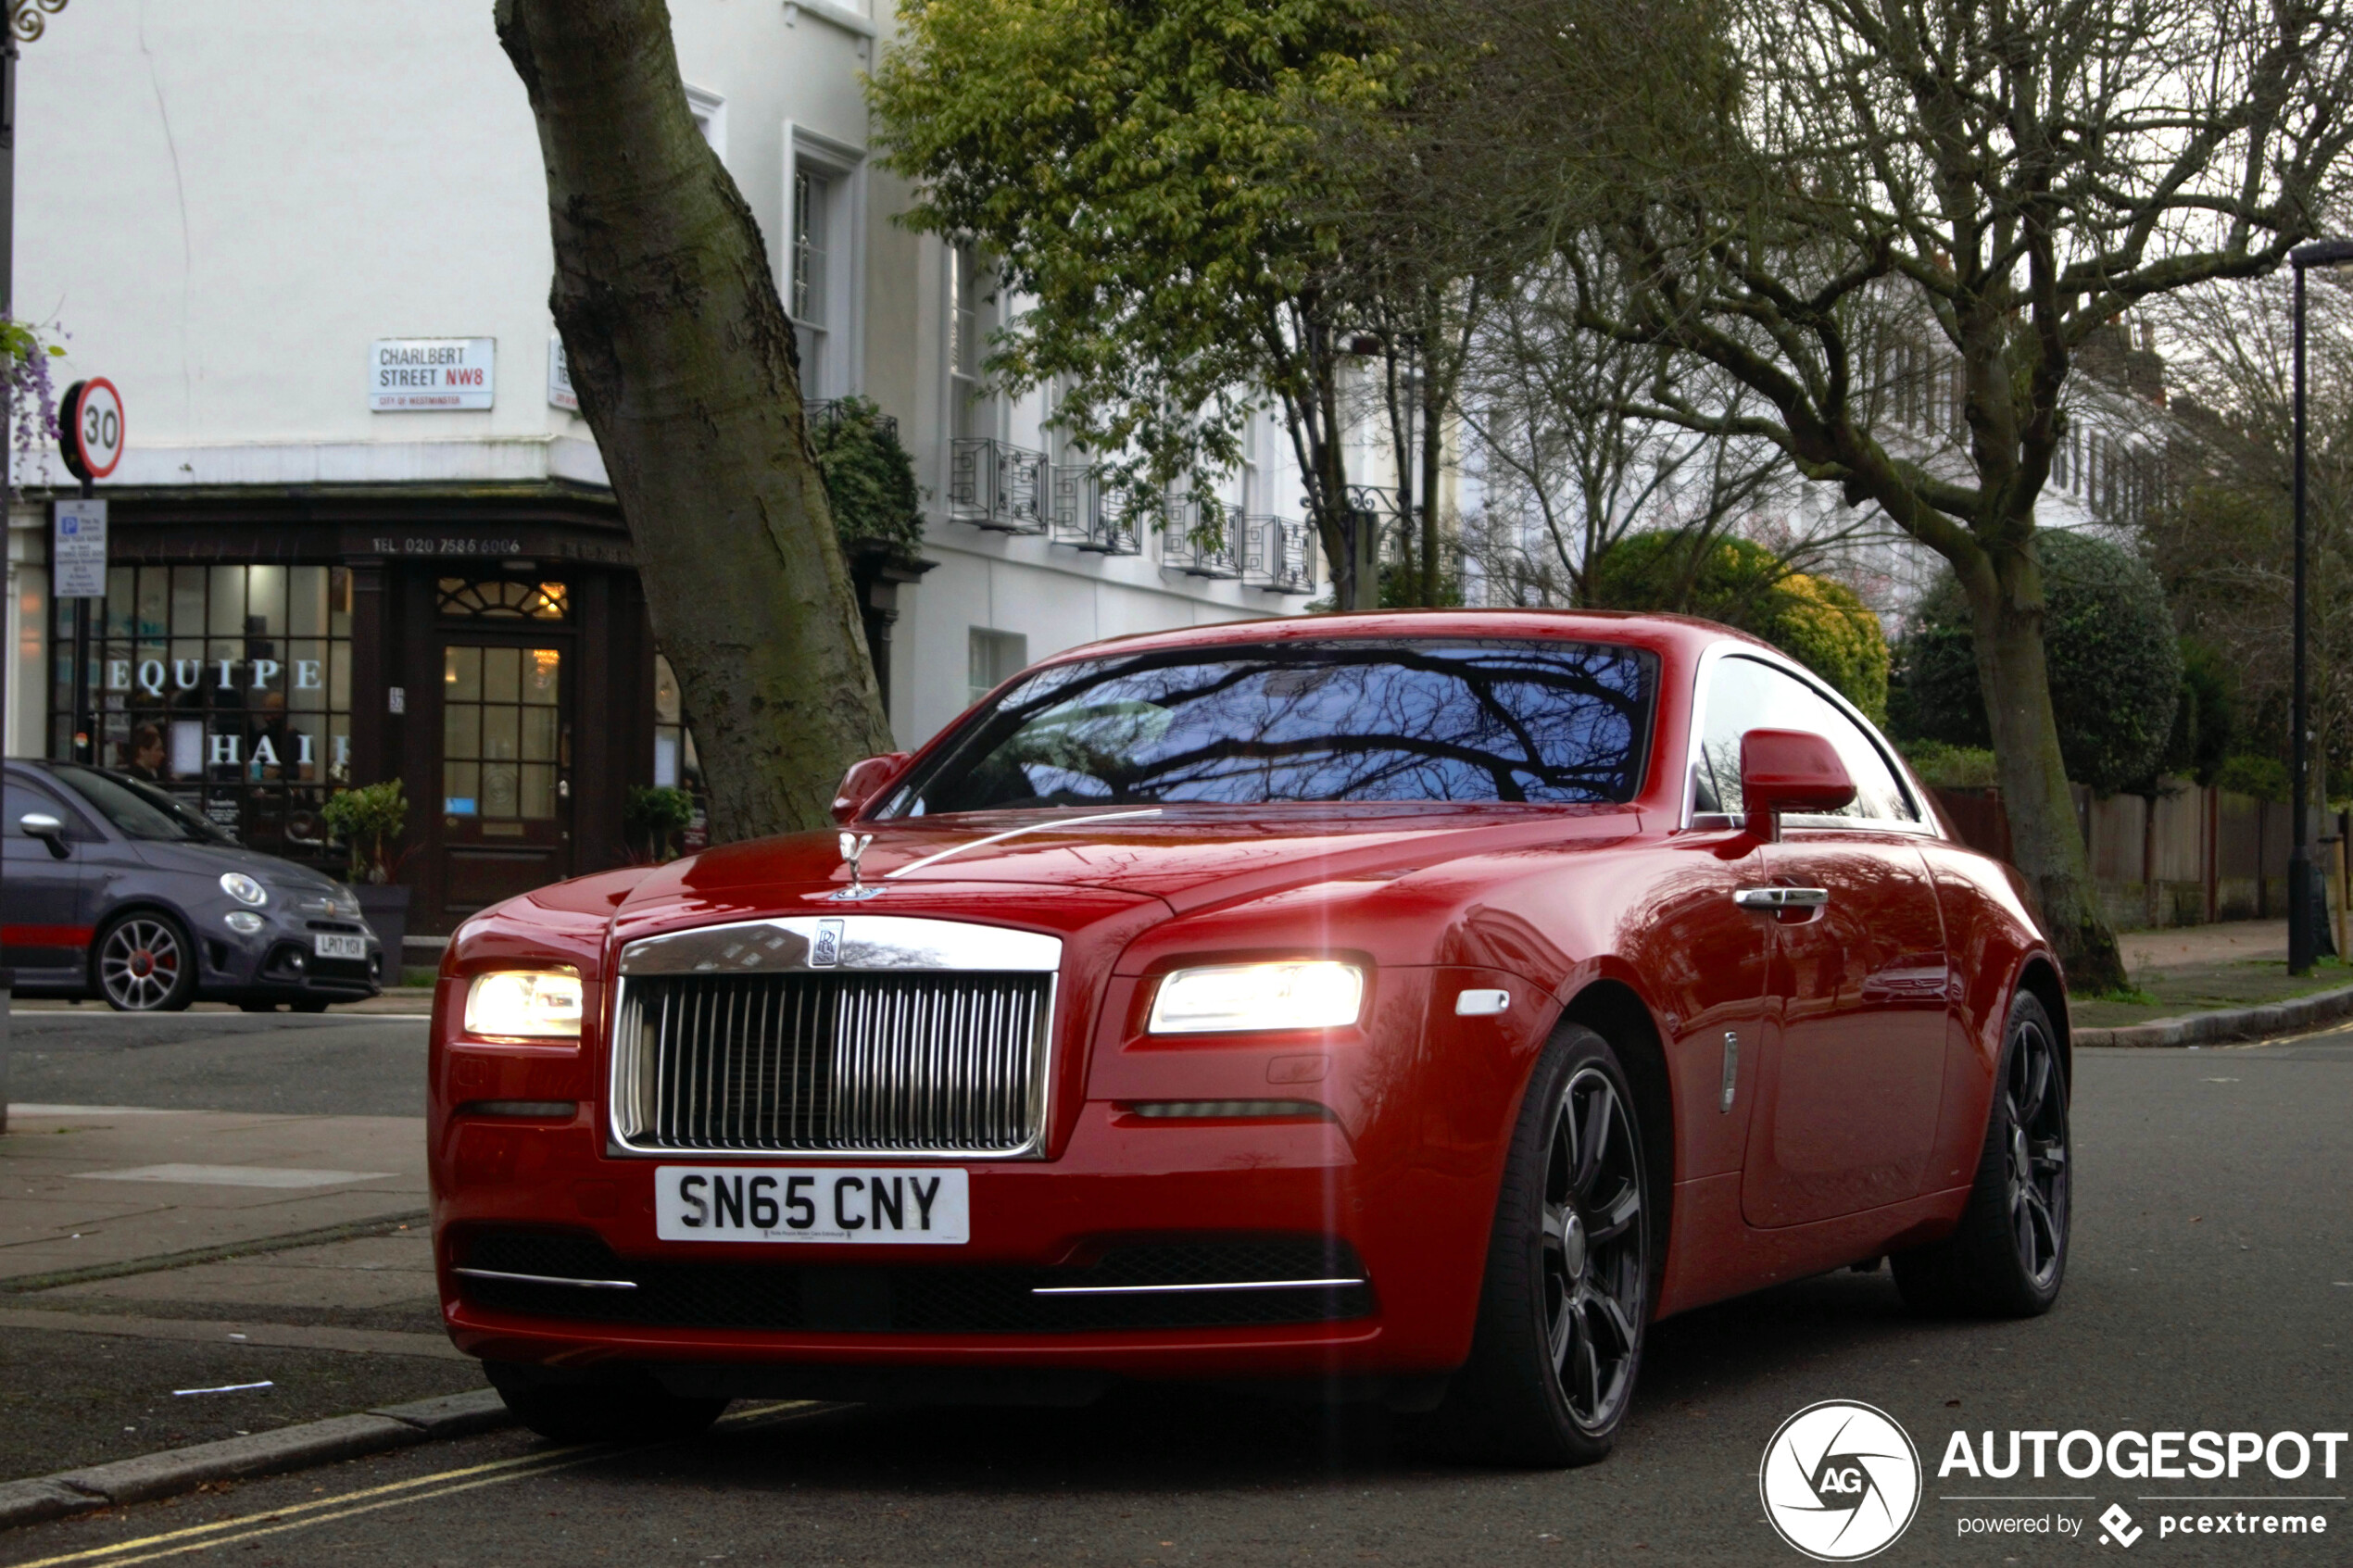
[652,652,708,852]
[57,564,355,861]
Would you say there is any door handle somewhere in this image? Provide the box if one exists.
[1733,886,1830,910]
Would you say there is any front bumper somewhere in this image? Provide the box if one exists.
[200,909,384,1002]
[433,1101,1492,1386]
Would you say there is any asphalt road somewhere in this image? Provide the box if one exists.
[5,1010,428,1117]
[4,1020,2349,1565]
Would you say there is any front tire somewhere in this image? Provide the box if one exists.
[1894,990,2070,1317]
[93,911,197,1012]
[484,1361,727,1445]
[1439,1023,1652,1466]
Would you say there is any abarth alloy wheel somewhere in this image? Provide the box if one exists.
[96,914,194,1011]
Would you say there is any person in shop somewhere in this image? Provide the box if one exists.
[120,722,167,782]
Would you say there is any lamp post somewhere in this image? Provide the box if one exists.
[0,0,69,1133]
[2287,237,2353,976]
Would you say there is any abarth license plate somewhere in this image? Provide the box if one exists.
[654,1165,969,1244]
[312,933,366,960]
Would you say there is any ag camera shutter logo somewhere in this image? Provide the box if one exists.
[1761,1400,1923,1561]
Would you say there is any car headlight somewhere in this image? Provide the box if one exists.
[463,970,585,1040]
[220,872,268,907]
[1147,960,1365,1035]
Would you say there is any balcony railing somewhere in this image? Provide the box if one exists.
[949,438,1049,533]
[803,398,900,445]
[1163,495,1241,578]
[1242,515,1317,594]
[1047,466,1144,555]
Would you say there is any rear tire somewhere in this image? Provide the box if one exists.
[93,911,197,1012]
[484,1361,726,1445]
[1893,990,2070,1317]
[1436,1023,1652,1466]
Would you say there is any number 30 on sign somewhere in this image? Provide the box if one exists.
[59,378,124,483]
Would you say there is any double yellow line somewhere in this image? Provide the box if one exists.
[11,1401,834,1568]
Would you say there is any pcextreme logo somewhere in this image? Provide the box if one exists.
[1761,1400,1924,1562]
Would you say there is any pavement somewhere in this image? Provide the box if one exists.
[4,992,2350,1563]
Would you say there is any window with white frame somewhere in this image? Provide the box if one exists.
[792,166,833,392]
[685,84,726,158]
[950,242,988,440]
[968,628,1026,706]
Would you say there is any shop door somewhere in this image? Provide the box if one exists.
[439,641,571,914]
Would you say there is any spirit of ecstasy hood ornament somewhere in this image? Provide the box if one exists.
[833,832,882,900]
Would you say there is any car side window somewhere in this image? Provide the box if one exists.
[1692,656,1918,824]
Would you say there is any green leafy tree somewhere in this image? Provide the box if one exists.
[1894,532,2183,797]
[869,0,1399,608]
[1395,0,2353,988]
[1590,532,1889,718]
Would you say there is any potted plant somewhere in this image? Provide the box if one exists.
[623,784,697,863]
[322,780,413,968]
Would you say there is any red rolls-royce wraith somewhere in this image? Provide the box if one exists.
[431,610,2070,1465]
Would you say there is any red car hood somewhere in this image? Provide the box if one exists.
[622,802,1646,922]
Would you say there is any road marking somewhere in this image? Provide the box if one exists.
[13,1401,832,1567]
[72,1166,395,1189]
[5,1106,190,1117]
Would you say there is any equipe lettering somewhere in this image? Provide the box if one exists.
[679,1174,707,1227]
[911,1175,940,1230]
[835,1176,866,1230]
[251,659,281,690]
[749,1175,779,1230]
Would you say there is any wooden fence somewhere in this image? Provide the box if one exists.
[1929,782,2334,932]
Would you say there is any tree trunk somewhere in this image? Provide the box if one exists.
[495,0,892,844]
[1964,544,2128,993]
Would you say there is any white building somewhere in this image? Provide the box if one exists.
[6,0,1317,931]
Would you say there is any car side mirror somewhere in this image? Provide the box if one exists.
[831,752,911,824]
[19,811,71,859]
[1738,729,1856,841]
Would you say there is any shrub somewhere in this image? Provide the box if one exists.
[810,396,924,562]
[623,784,697,862]
[1590,532,1890,718]
[2212,753,2289,802]
[1895,739,2000,788]
[1892,529,2183,795]
[321,780,409,884]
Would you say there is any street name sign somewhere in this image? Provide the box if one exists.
[371,337,495,411]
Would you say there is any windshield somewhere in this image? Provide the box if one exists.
[53,766,233,844]
[879,638,1656,816]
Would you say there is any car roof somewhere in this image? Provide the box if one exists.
[1023,608,1776,672]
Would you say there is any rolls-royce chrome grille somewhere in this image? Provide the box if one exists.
[608,916,1060,1160]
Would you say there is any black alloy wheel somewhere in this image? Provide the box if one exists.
[94,911,197,1012]
[1441,1022,1652,1465]
[1894,989,2070,1317]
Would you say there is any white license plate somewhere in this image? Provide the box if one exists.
[313,934,366,960]
[654,1165,968,1244]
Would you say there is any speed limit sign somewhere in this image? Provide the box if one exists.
[59,378,124,482]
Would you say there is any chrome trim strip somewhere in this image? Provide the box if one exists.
[618,915,1062,976]
[1679,641,1942,837]
[454,1266,637,1292]
[882,807,1163,881]
[1029,1277,1367,1297]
